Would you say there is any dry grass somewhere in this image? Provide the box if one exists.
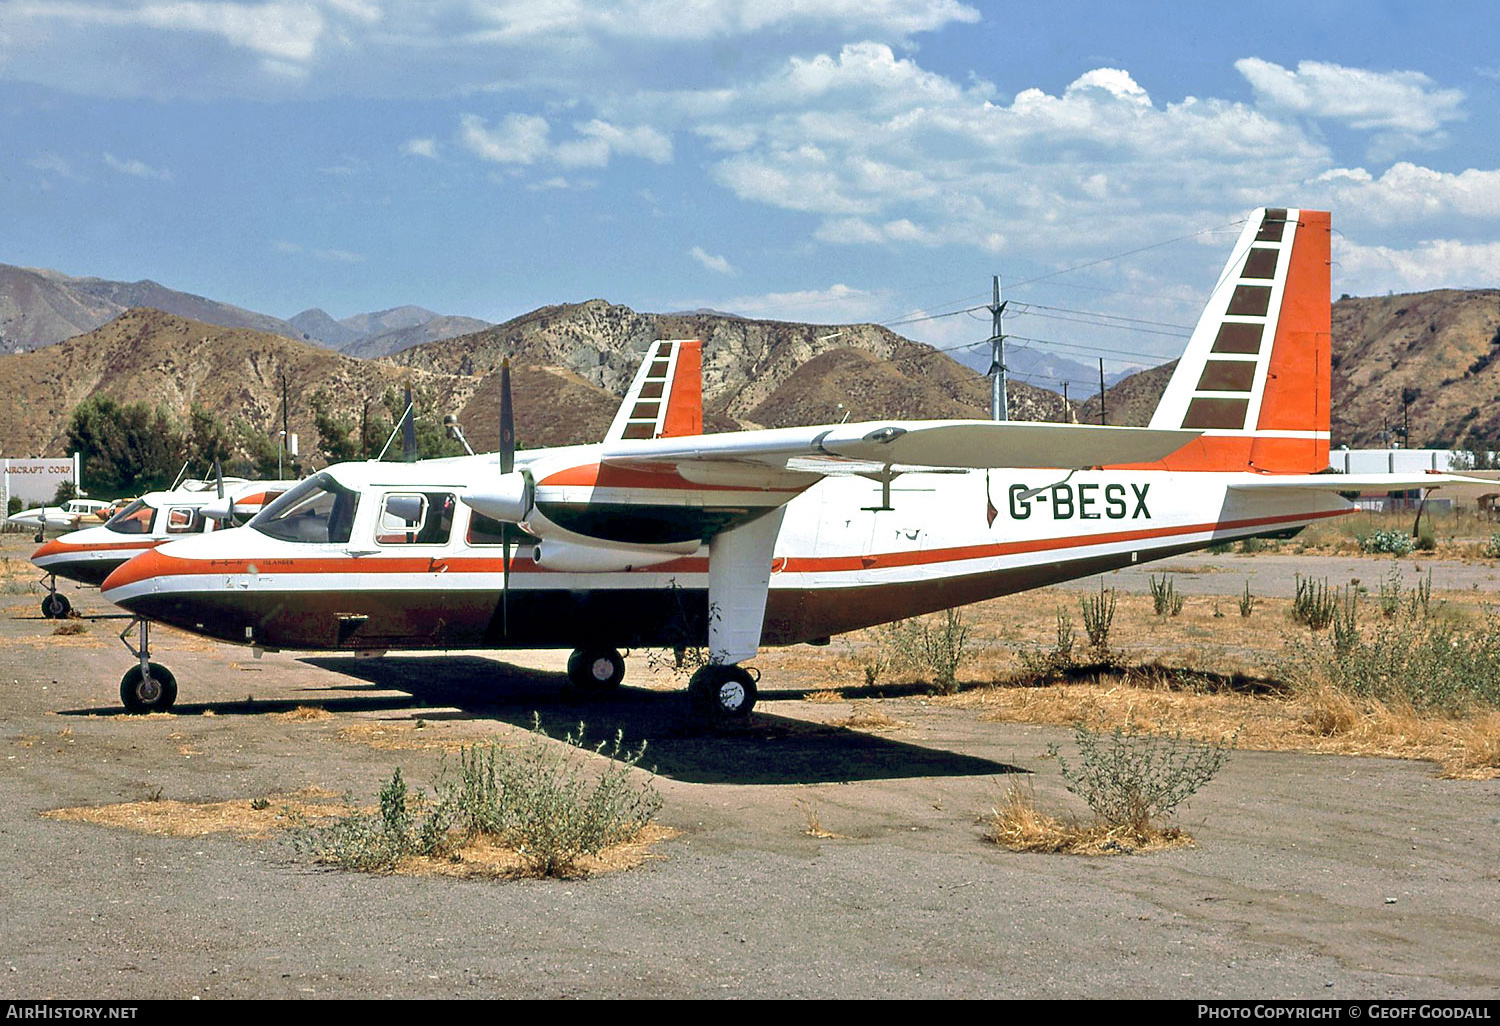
[797,802,849,839]
[773,582,1500,780]
[51,621,86,636]
[803,689,847,703]
[272,705,333,722]
[982,784,1193,856]
[832,703,909,731]
[377,824,678,880]
[43,787,353,839]
[334,721,479,752]
[956,679,1498,779]
[42,789,676,878]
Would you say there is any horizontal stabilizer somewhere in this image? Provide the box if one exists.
[1228,473,1480,492]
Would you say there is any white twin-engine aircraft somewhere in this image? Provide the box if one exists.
[99,208,1459,720]
[29,476,296,618]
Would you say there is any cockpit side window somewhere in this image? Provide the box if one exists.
[377,492,456,545]
[249,473,360,544]
[105,500,157,536]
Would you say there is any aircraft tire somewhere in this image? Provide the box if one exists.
[688,664,757,724]
[120,663,178,715]
[567,647,626,692]
[41,593,71,619]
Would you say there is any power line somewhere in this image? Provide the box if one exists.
[1010,306,1192,338]
[1010,302,1194,333]
[874,218,1243,334]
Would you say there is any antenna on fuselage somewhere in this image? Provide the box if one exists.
[401,385,418,462]
[375,391,418,462]
[444,414,475,456]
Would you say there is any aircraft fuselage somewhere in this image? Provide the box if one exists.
[102,463,1350,654]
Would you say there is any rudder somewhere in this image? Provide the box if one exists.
[1146,208,1331,473]
[605,339,703,441]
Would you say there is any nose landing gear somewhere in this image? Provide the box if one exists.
[118,617,177,714]
[39,573,71,619]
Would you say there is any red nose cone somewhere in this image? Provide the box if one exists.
[31,537,77,561]
[101,547,173,596]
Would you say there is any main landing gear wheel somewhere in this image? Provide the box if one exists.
[120,662,178,714]
[689,664,757,725]
[41,593,71,619]
[567,647,626,693]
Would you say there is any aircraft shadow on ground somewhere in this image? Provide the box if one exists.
[282,654,1021,786]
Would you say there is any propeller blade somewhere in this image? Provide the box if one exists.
[402,384,417,462]
[214,459,224,500]
[499,358,515,476]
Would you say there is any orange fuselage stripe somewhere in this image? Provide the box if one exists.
[102,507,1348,591]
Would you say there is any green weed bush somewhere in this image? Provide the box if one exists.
[1049,719,1235,837]
[881,608,972,694]
[1281,605,1500,714]
[295,721,662,877]
[1292,575,1341,630]
[1149,574,1184,617]
[1360,529,1414,556]
[1079,585,1117,663]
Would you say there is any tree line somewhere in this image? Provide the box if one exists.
[63,386,467,497]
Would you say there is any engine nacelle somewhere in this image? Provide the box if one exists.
[530,538,697,573]
[462,471,534,524]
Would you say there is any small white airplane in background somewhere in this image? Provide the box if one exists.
[8,497,114,539]
[99,208,1470,720]
[29,476,295,618]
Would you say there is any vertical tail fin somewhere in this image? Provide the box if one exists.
[1147,208,1331,473]
[605,339,703,441]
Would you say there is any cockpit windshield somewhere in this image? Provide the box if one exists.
[248,473,360,544]
[104,499,158,535]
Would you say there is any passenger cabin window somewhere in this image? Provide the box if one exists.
[165,507,202,534]
[249,473,360,544]
[377,492,455,545]
[105,500,157,536]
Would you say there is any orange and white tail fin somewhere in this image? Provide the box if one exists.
[604,339,703,442]
[1146,207,1331,473]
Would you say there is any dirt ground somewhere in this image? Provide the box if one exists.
[1,530,1498,1000]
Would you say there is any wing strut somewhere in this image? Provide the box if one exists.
[706,508,786,666]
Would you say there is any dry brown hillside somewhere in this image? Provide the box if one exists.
[1076,360,1176,428]
[1072,290,1500,446]
[748,346,1067,426]
[1330,290,1500,448]
[0,303,1039,467]
[0,308,480,458]
[387,297,1066,427]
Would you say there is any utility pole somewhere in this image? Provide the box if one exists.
[278,373,289,478]
[987,276,1008,421]
[1061,381,1069,423]
[1098,359,1107,425]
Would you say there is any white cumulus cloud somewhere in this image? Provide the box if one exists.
[689,246,736,275]
[1336,238,1500,292]
[1236,58,1465,135]
[103,152,172,180]
[459,113,672,169]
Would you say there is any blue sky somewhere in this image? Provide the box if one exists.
[3,0,1498,385]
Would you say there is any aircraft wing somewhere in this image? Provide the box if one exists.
[601,419,1200,482]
